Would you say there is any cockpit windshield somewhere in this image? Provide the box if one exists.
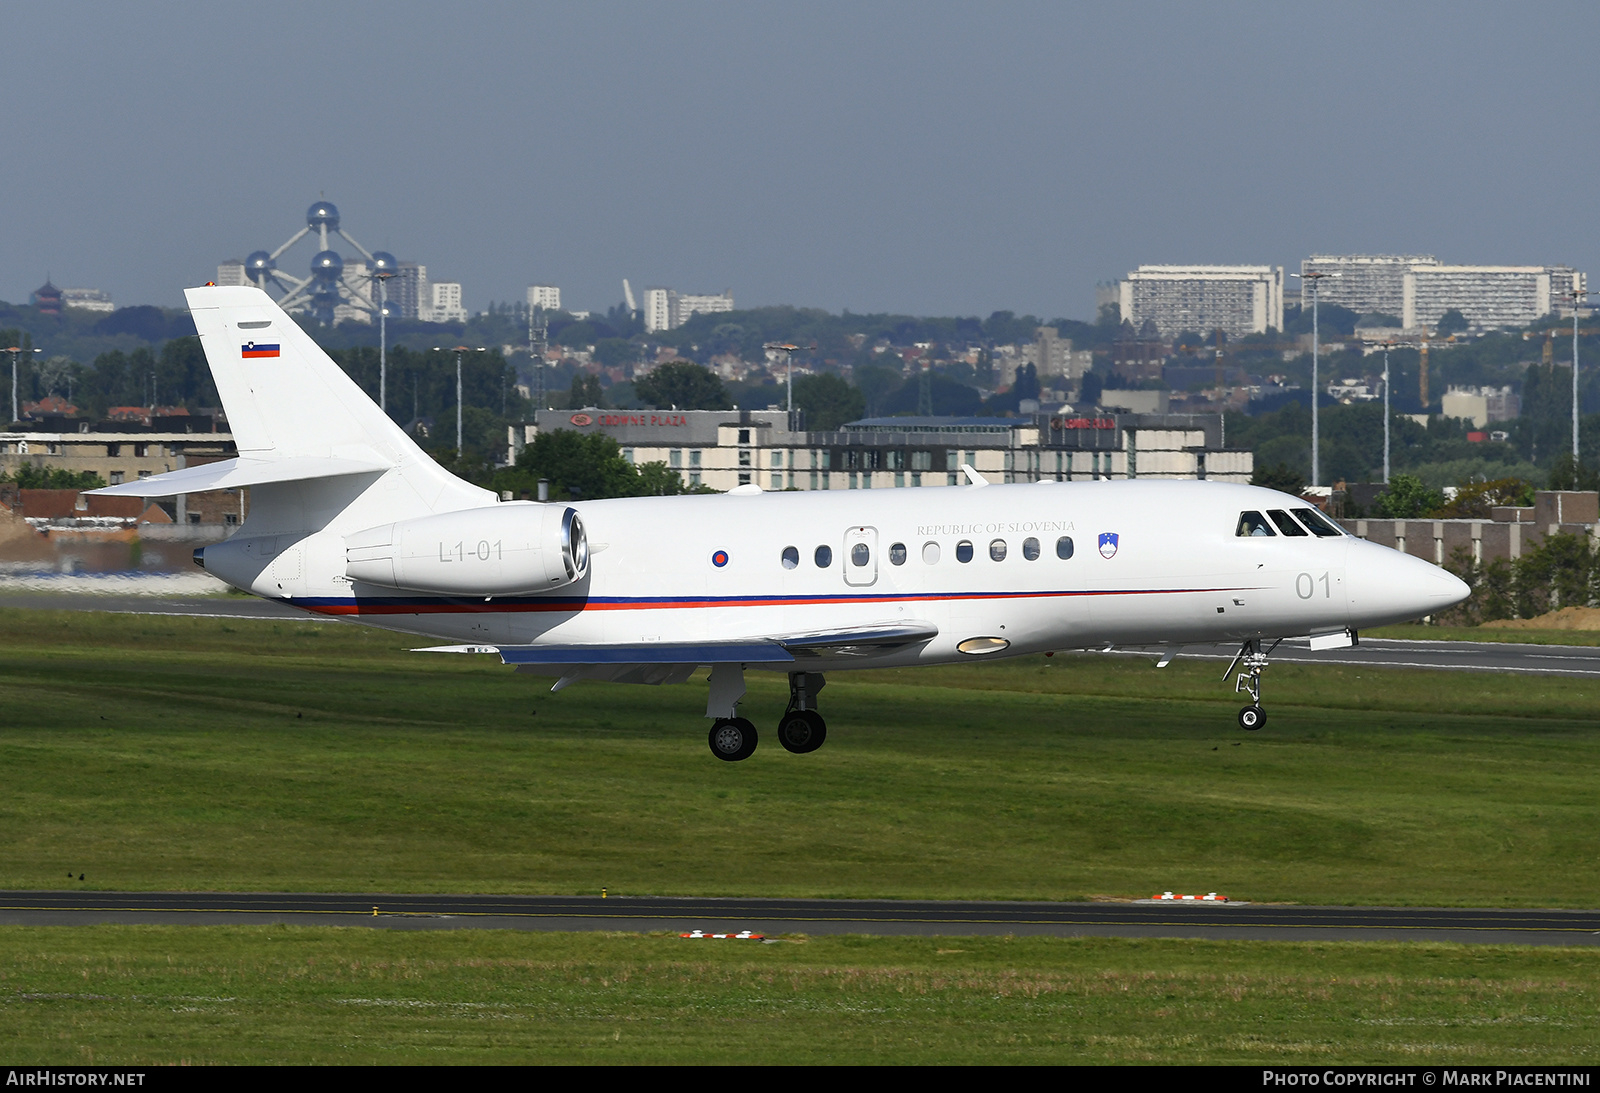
[1293,507,1345,537]
[1268,509,1309,536]
[1236,511,1275,537]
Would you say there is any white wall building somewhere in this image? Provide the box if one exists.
[1117,265,1284,338]
[1402,266,1586,331]
[527,285,561,312]
[672,291,734,328]
[1300,255,1438,316]
[510,409,1250,493]
[422,281,467,324]
[60,288,115,312]
[216,260,249,288]
[641,287,736,332]
[642,287,673,333]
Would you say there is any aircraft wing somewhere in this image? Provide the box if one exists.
[416,622,939,673]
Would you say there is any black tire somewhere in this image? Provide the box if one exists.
[1238,705,1265,731]
[709,717,758,761]
[777,710,827,754]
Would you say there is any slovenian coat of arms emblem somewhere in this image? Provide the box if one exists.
[1098,532,1119,559]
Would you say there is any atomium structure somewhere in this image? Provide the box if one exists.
[242,201,398,326]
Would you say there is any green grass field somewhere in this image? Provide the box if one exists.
[2,609,1598,904]
[3,928,1598,1065]
[3,607,1599,1063]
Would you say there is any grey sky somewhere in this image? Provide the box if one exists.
[3,2,1597,321]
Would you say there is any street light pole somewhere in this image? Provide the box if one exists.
[1381,340,1395,485]
[1571,287,1591,464]
[5,346,40,424]
[379,277,389,416]
[1291,271,1337,488]
[435,345,486,458]
[763,342,803,418]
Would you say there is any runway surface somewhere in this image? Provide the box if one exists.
[6,592,1600,679]
[3,891,1598,944]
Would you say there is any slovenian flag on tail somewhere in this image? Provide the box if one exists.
[241,342,280,358]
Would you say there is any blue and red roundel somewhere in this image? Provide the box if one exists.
[711,550,729,568]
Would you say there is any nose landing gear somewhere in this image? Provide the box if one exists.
[1225,638,1280,731]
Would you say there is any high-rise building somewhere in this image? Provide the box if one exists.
[216,260,249,287]
[1117,265,1284,338]
[1034,326,1092,382]
[672,291,734,328]
[641,287,736,332]
[527,285,561,312]
[1299,255,1438,316]
[423,282,466,324]
[643,287,673,333]
[1402,266,1587,331]
[377,262,427,320]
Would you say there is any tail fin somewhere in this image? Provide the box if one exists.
[183,285,490,528]
[190,285,419,463]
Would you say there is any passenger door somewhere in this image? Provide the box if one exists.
[843,525,878,587]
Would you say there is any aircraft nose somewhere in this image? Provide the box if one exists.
[1346,542,1470,625]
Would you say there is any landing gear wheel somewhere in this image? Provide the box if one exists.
[709,717,758,761]
[777,710,827,754]
[1238,705,1265,731]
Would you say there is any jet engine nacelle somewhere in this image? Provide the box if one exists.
[344,502,588,595]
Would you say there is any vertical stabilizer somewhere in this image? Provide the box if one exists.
[184,285,491,526]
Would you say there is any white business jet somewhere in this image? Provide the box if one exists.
[93,286,1470,761]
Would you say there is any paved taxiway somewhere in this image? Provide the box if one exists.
[4,892,1598,945]
[7,592,1600,680]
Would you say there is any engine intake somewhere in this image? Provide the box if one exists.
[344,503,588,595]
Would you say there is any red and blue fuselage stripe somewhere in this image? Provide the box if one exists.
[285,585,1259,616]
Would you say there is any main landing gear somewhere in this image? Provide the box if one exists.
[1224,638,1281,731]
[706,668,828,762]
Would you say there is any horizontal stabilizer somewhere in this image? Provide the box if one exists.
[86,455,392,497]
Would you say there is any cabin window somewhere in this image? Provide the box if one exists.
[956,540,974,563]
[1237,511,1275,537]
[889,542,907,565]
[922,541,941,564]
[1056,536,1074,559]
[989,539,1007,562]
[1023,537,1040,560]
[1268,509,1309,537]
[851,543,871,567]
[1293,508,1345,537]
[814,545,833,568]
[781,546,799,569]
